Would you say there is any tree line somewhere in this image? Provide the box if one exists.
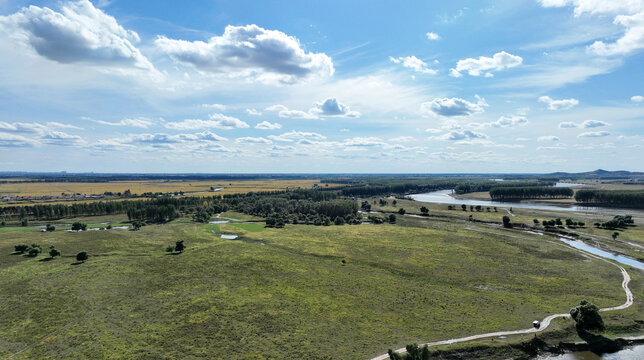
[454,180,556,194]
[489,186,573,200]
[574,190,644,208]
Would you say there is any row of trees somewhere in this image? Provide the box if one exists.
[454,180,556,194]
[489,186,573,200]
[593,215,634,229]
[574,190,644,208]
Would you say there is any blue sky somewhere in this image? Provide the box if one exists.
[0,0,642,173]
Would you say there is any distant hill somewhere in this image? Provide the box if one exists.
[546,169,644,179]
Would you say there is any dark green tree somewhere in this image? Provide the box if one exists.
[570,300,605,332]
[49,246,61,258]
[71,222,87,231]
[388,214,396,224]
[76,251,88,262]
[398,208,406,215]
[174,240,185,253]
[502,215,512,228]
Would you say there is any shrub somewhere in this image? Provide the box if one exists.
[570,300,605,331]
[71,222,87,231]
[388,214,396,224]
[502,216,512,228]
[76,251,89,262]
[46,224,56,232]
[174,240,185,253]
[49,246,61,258]
[165,245,175,253]
[334,216,345,225]
[14,244,30,253]
[398,208,406,215]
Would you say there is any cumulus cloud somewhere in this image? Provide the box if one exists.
[578,131,610,137]
[538,96,579,110]
[155,24,334,84]
[343,137,385,147]
[537,135,560,141]
[246,108,262,116]
[0,121,85,147]
[426,32,440,40]
[389,136,415,142]
[632,95,644,102]
[267,130,326,142]
[255,121,281,130]
[96,117,153,128]
[202,103,226,110]
[389,56,437,74]
[164,114,249,130]
[558,119,608,128]
[0,0,154,71]
[433,130,489,141]
[310,98,361,118]
[95,130,228,151]
[235,136,272,144]
[538,0,644,56]
[421,95,488,117]
[489,115,529,128]
[450,51,522,77]
[266,98,359,119]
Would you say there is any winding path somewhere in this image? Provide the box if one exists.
[368,228,635,360]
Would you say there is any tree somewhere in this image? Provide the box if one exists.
[388,214,396,224]
[334,216,345,225]
[76,251,88,262]
[461,204,467,211]
[420,206,429,216]
[27,247,41,257]
[392,200,397,206]
[502,215,512,228]
[46,224,56,232]
[174,240,185,253]
[612,232,619,240]
[388,343,430,360]
[131,220,144,230]
[398,208,406,215]
[165,245,175,253]
[570,300,605,331]
[21,219,29,227]
[533,219,540,225]
[14,244,30,253]
[49,246,61,258]
[71,222,87,231]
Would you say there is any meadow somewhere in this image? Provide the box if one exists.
[0,179,331,197]
[0,209,640,359]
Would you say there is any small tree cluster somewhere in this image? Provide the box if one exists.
[594,215,634,229]
[502,215,512,228]
[388,343,430,360]
[71,222,87,231]
[570,300,605,332]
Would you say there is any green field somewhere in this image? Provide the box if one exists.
[0,210,640,359]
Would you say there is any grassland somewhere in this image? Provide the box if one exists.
[0,209,640,359]
[0,179,333,197]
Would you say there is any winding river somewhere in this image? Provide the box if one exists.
[409,184,643,215]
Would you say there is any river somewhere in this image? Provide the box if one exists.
[536,345,644,359]
[409,184,642,215]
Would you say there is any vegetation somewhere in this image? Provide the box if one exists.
[76,251,88,262]
[575,189,644,208]
[388,344,430,360]
[489,186,573,200]
[71,222,87,231]
[502,215,512,228]
[570,300,605,332]
[48,246,61,259]
[454,180,556,194]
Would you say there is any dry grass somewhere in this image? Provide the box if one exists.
[0,179,335,197]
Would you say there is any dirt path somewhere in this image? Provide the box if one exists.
[368,227,634,360]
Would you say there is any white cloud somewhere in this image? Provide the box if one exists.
[538,0,644,56]
[267,130,326,142]
[255,121,281,130]
[96,117,153,128]
[537,135,560,141]
[266,98,359,119]
[310,98,361,118]
[164,114,249,130]
[450,51,522,77]
[425,128,442,134]
[490,115,529,128]
[155,24,334,84]
[235,136,272,144]
[421,95,488,117]
[389,56,437,74]
[246,108,262,116]
[632,95,644,102]
[578,131,610,137]
[343,137,385,147]
[0,0,154,71]
[0,132,37,147]
[433,130,489,141]
[581,119,608,128]
[40,130,86,146]
[538,95,579,110]
[426,32,440,40]
[389,136,415,142]
[47,122,82,130]
[558,119,608,128]
[202,103,226,110]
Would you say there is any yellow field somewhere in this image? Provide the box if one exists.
[0,179,334,197]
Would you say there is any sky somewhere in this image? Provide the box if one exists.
[0,0,642,173]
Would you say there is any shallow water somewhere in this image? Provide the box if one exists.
[557,237,644,270]
[410,189,642,215]
[536,345,644,359]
